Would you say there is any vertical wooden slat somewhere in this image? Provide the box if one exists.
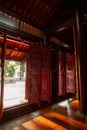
[58,51,66,96]
[41,46,51,102]
[51,49,58,101]
[0,31,6,118]
[25,55,30,101]
[66,54,76,94]
[73,25,79,99]
[27,44,41,105]
[75,7,87,114]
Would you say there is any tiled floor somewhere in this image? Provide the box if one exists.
[0,99,87,130]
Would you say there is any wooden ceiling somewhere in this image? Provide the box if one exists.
[0,0,86,60]
[0,0,78,30]
[1,0,63,29]
[0,35,30,61]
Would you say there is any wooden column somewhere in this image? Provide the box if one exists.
[43,33,49,46]
[58,51,66,96]
[25,55,30,100]
[75,7,87,114]
[73,26,79,100]
[0,31,6,118]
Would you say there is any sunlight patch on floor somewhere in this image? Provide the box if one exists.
[13,127,21,130]
[22,116,68,130]
[69,100,79,109]
[43,111,87,129]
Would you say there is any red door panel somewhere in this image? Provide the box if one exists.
[58,51,66,96]
[0,35,6,118]
[30,74,41,104]
[41,47,51,102]
[28,44,41,105]
[66,54,76,93]
[0,68,3,118]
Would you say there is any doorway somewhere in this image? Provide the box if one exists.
[3,60,28,108]
[0,33,30,108]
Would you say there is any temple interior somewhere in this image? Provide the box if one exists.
[0,0,87,129]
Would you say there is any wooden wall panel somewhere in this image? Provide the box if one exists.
[58,51,66,96]
[41,47,51,102]
[66,54,76,94]
[28,44,41,105]
[0,68,2,118]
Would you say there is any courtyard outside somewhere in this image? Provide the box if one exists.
[3,80,28,108]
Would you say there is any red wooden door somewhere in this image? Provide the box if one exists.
[0,34,6,118]
[0,67,2,118]
[25,56,30,101]
[41,47,51,102]
[58,51,66,96]
[0,41,2,118]
[66,54,76,93]
[28,44,41,105]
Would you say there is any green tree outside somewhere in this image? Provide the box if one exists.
[7,64,15,77]
[4,60,26,79]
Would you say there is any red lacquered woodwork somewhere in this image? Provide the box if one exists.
[28,44,41,105]
[66,54,76,94]
[58,51,66,96]
[41,47,51,102]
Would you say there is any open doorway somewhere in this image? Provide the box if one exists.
[3,60,28,108]
[0,33,30,109]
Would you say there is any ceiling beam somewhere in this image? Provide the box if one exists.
[5,56,23,61]
[56,18,74,32]
[0,22,43,43]
[44,1,78,38]
[0,45,28,53]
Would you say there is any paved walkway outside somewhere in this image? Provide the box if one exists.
[4,81,25,100]
[3,81,27,108]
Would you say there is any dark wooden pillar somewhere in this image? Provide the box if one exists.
[51,48,58,101]
[43,33,50,46]
[0,31,6,118]
[58,51,66,96]
[73,26,79,100]
[74,7,87,114]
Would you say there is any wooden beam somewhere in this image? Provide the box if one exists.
[50,36,71,49]
[0,45,29,53]
[0,22,43,43]
[56,19,74,32]
[1,31,6,111]
[0,54,24,61]
[5,57,23,61]
[0,37,30,53]
[44,1,76,38]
